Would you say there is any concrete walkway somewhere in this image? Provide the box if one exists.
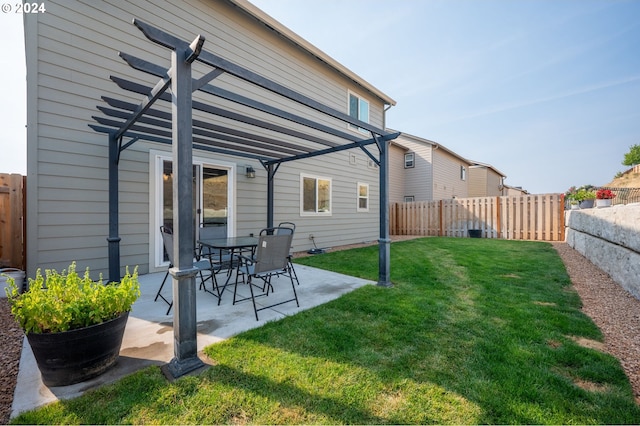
[11,264,373,418]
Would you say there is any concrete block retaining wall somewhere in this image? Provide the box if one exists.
[565,204,640,299]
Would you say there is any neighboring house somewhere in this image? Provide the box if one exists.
[389,131,473,202]
[24,0,396,278]
[467,162,507,197]
[502,184,528,196]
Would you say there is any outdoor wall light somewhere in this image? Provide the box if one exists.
[245,165,256,179]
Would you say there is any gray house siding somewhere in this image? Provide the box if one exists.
[25,0,393,277]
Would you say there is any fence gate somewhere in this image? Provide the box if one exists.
[0,174,26,269]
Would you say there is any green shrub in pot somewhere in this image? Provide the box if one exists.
[5,262,140,334]
[4,262,141,386]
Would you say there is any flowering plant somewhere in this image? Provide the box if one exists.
[566,185,596,202]
[596,189,616,200]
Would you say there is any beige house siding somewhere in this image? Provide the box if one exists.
[432,149,468,200]
[388,143,407,204]
[468,164,506,197]
[391,132,470,202]
[468,167,487,197]
[391,133,434,201]
[25,0,392,277]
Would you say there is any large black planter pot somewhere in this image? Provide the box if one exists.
[26,312,129,387]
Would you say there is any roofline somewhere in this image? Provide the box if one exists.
[388,129,473,165]
[228,0,397,106]
[469,161,507,178]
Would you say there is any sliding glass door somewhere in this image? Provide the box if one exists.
[154,154,233,267]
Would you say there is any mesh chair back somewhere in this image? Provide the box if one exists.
[253,233,292,275]
[277,222,296,234]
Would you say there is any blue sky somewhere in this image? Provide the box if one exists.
[250,0,640,193]
[2,1,639,194]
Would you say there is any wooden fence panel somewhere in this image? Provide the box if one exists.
[390,193,564,242]
[0,174,26,269]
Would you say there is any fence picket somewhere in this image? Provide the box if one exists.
[0,174,25,269]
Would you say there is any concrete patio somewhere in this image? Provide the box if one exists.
[11,264,374,418]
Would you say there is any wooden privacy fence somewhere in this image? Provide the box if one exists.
[390,193,565,241]
[0,174,26,269]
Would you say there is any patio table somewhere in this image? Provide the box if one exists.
[197,236,259,296]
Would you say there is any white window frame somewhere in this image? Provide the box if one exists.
[404,196,415,202]
[300,173,332,216]
[405,152,415,168]
[348,90,370,134]
[149,150,236,270]
[460,165,467,181]
[357,182,369,212]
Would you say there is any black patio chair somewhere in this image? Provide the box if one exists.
[155,226,221,314]
[233,231,299,321]
[275,222,300,286]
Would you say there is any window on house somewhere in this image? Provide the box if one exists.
[348,92,369,133]
[404,196,415,202]
[301,174,331,215]
[357,182,369,212]
[405,153,415,168]
[460,165,466,181]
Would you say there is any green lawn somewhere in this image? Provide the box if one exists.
[11,238,640,424]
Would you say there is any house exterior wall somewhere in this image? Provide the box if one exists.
[468,166,504,197]
[485,169,504,196]
[391,133,434,202]
[432,148,468,200]
[25,0,391,277]
[468,167,487,197]
[388,144,406,204]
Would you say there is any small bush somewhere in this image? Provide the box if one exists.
[5,262,140,334]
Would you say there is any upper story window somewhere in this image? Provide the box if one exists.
[357,182,369,212]
[348,92,369,133]
[460,165,466,181]
[301,174,332,216]
[405,153,415,168]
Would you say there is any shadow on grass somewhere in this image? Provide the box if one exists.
[218,238,640,424]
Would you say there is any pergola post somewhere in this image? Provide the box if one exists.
[166,42,204,377]
[107,134,121,283]
[378,138,392,287]
[266,163,275,228]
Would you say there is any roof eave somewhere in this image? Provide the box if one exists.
[228,0,397,107]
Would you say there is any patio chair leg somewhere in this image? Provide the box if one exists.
[199,269,222,305]
[287,259,300,286]
[155,270,173,315]
[248,276,260,321]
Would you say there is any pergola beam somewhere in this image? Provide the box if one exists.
[112,70,172,141]
[134,19,384,136]
[108,76,344,150]
[119,52,363,144]
[98,103,313,156]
